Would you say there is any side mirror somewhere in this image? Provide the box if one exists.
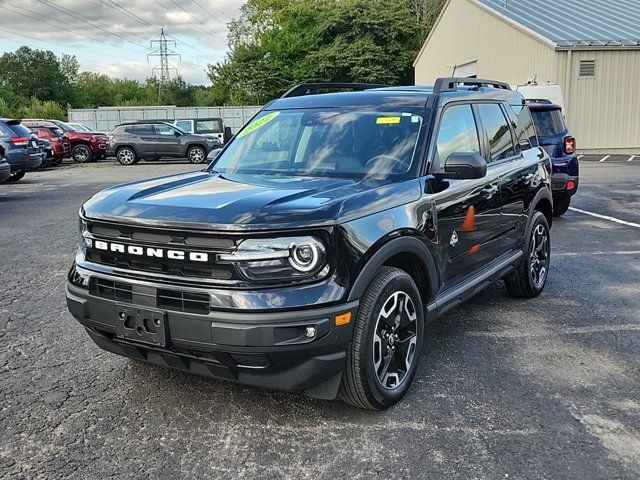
[174,130,182,137]
[207,147,222,160]
[442,152,487,180]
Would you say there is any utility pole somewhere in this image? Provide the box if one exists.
[148,28,181,105]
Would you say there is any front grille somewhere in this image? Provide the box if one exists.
[157,289,210,314]
[90,278,132,302]
[85,220,239,283]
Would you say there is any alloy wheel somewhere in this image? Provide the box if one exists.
[189,147,205,163]
[372,291,418,390]
[118,149,135,165]
[529,224,549,287]
[74,146,90,163]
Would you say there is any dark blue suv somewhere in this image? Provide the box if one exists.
[0,119,43,182]
[529,103,578,216]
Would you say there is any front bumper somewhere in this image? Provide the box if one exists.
[66,270,358,399]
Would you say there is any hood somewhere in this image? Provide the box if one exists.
[82,171,421,231]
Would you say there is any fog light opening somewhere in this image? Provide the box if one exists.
[304,326,317,338]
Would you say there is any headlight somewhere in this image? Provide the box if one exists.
[205,137,214,142]
[218,236,327,282]
[79,218,92,247]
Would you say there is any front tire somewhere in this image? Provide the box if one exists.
[187,146,206,164]
[116,147,138,166]
[504,211,550,298]
[72,144,92,163]
[339,267,424,410]
[553,197,571,216]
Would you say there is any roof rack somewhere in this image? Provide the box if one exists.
[280,82,389,99]
[432,77,512,95]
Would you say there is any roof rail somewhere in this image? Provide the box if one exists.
[432,77,512,95]
[280,82,389,98]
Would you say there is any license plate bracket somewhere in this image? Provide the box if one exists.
[115,305,167,347]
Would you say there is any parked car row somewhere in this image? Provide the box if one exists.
[0,118,43,183]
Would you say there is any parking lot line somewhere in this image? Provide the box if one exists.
[467,324,640,339]
[599,155,610,163]
[569,206,640,229]
[554,250,640,257]
[629,155,636,162]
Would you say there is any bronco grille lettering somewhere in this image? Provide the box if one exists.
[93,240,209,262]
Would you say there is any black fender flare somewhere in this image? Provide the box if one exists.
[529,186,553,226]
[347,236,438,303]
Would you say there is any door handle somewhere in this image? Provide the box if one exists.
[481,184,498,198]
[519,173,534,184]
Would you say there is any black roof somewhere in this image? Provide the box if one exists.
[266,81,524,111]
[115,120,175,127]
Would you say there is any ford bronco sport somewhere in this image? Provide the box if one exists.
[66,79,553,410]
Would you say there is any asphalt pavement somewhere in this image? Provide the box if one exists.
[1,158,639,479]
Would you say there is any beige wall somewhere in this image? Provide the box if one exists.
[565,49,640,152]
[414,0,558,86]
[414,0,640,153]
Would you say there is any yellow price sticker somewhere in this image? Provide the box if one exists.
[376,117,401,125]
[238,112,280,138]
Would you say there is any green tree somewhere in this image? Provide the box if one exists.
[0,46,75,106]
[20,97,68,120]
[207,0,440,105]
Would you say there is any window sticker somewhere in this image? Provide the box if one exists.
[238,112,280,138]
[376,116,401,125]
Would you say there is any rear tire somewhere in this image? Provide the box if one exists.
[116,147,138,166]
[5,170,25,182]
[187,146,206,164]
[339,267,424,410]
[72,144,92,163]
[504,211,550,298]
[553,197,571,216]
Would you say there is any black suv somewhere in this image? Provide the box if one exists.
[108,121,216,165]
[67,79,553,410]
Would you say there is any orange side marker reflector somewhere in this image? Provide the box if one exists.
[469,243,481,254]
[335,312,352,326]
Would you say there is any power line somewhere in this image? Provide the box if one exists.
[189,0,229,25]
[0,28,136,64]
[151,0,227,42]
[2,3,146,57]
[36,0,148,50]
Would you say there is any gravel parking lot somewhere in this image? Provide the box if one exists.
[1,158,639,479]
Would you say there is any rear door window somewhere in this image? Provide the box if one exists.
[433,104,480,170]
[128,125,154,135]
[530,109,566,136]
[507,105,538,151]
[154,124,179,136]
[476,103,517,162]
[175,120,191,132]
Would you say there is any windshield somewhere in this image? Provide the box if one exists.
[53,120,77,132]
[531,109,566,136]
[211,109,423,178]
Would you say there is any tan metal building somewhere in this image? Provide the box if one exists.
[414,0,640,154]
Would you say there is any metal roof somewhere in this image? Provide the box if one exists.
[476,0,640,47]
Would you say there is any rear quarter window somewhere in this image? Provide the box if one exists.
[507,105,539,150]
[531,109,566,136]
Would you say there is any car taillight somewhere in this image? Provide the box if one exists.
[564,136,576,155]
[10,136,29,146]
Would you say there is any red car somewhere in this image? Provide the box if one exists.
[23,119,109,163]
[26,124,71,166]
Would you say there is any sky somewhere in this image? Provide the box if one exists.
[0,0,242,85]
